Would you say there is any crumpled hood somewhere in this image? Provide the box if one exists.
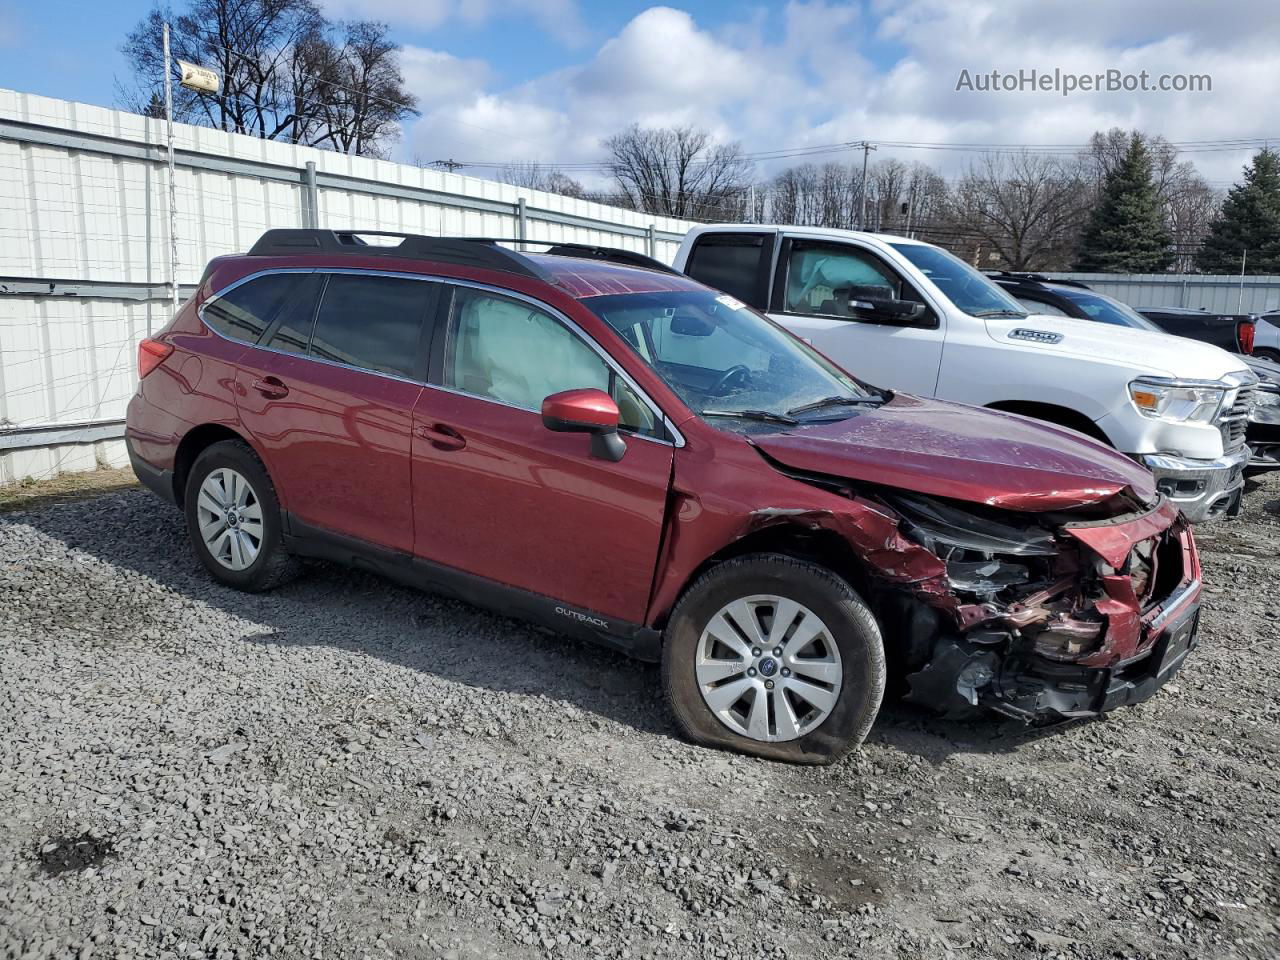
[753,394,1156,511]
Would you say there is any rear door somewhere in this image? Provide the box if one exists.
[766,236,945,395]
[234,271,436,553]
[409,284,673,624]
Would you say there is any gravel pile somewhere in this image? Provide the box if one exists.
[1,475,1277,959]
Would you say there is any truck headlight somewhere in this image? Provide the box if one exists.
[1128,378,1225,424]
[1252,385,1280,425]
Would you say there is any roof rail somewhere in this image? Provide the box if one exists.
[245,229,551,282]
[538,242,680,275]
[452,238,680,275]
[986,270,1092,290]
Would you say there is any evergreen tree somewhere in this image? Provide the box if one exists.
[1073,135,1173,272]
[1195,149,1280,274]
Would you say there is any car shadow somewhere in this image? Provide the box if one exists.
[9,487,1065,760]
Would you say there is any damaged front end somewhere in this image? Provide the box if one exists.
[879,492,1202,723]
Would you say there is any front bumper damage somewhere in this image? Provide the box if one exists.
[889,496,1202,723]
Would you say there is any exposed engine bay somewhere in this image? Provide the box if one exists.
[747,463,1202,723]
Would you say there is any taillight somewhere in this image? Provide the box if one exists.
[138,338,174,378]
[1238,320,1255,354]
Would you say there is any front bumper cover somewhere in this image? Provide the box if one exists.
[1141,448,1248,522]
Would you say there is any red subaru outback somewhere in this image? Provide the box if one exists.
[126,230,1202,763]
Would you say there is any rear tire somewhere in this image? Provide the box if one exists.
[662,554,885,765]
[184,439,301,592]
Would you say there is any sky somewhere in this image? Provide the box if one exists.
[0,0,1277,189]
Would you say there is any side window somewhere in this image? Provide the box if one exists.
[783,242,905,319]
[1014,295,1070,317]
[309,274,431,379]
[446,288,656,436]
[262,274,323,355]
[203,273,300,342]
[684,234,769,308]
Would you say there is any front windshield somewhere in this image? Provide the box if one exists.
[585,289,878,430]
[1055,288,1163,331]
[889,243,1029,318]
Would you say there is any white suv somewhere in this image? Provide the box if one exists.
[675,225,1256,521]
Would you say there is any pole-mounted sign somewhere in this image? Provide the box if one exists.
[177,60,220,94]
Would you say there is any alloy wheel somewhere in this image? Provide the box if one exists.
[695,595,843,742]
[195,467,264,571]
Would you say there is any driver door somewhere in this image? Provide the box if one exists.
[409,285,673,625]
[767,236,945,396]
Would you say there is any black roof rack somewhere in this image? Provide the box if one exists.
[245,229,679,281]
[246,229,552,282]
[539,242,680,275]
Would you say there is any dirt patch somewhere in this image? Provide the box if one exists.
[0,467,138,514]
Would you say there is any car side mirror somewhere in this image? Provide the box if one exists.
[850,296,929,326]
[541,388,626,461]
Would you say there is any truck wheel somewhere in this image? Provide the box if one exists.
[662,554,886,764]
[1255,347,1280,364]
[184,439,301,592]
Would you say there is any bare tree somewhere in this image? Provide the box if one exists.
[120,1,416,156]
[497,162,586,198]
[946,151,1089,270]
[605,125,754,220]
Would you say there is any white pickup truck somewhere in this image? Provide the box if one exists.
[674,224,1256,521]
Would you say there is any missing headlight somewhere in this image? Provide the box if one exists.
[886,494,1059,600]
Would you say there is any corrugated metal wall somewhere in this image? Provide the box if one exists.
[1044,273,1280,315]
[0,89,696,483]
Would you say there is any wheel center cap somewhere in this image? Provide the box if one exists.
[227,511,239,527]
[757,657,778,678]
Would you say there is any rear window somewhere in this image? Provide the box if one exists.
[203,273,300,342]
[309,274,431,379]
[685,234,768,308]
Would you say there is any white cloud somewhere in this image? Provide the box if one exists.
[394,1,1280,189]
[400,47,491,110]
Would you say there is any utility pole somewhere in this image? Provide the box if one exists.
[163,22,178,320]
[1238,248,1248,313]
[857,140,877,231]
[431,159,465,172]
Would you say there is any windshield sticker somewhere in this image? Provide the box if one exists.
[715,294,747,312]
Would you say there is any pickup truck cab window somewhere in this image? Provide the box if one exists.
[683,232,773,309]
[889,242,1028,319]
[587,288,876,432]
[777,239,935,329]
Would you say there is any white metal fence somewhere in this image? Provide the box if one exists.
[1043,272,1280,315]
[0,88,696,484]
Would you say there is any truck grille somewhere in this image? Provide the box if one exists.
[1218,384,1253,454]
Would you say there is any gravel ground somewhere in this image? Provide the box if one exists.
[1,473,1277,960]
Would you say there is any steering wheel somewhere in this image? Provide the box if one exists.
[709,364,751,397]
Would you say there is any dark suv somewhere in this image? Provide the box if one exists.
[126,230,1202,763]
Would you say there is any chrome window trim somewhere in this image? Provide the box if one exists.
[199,266,684,447]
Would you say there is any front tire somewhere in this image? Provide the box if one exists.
[184,439,300,592]
[662,554,886,764]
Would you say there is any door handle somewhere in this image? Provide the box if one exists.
[251,376,289,400]
[416,423,466,451]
